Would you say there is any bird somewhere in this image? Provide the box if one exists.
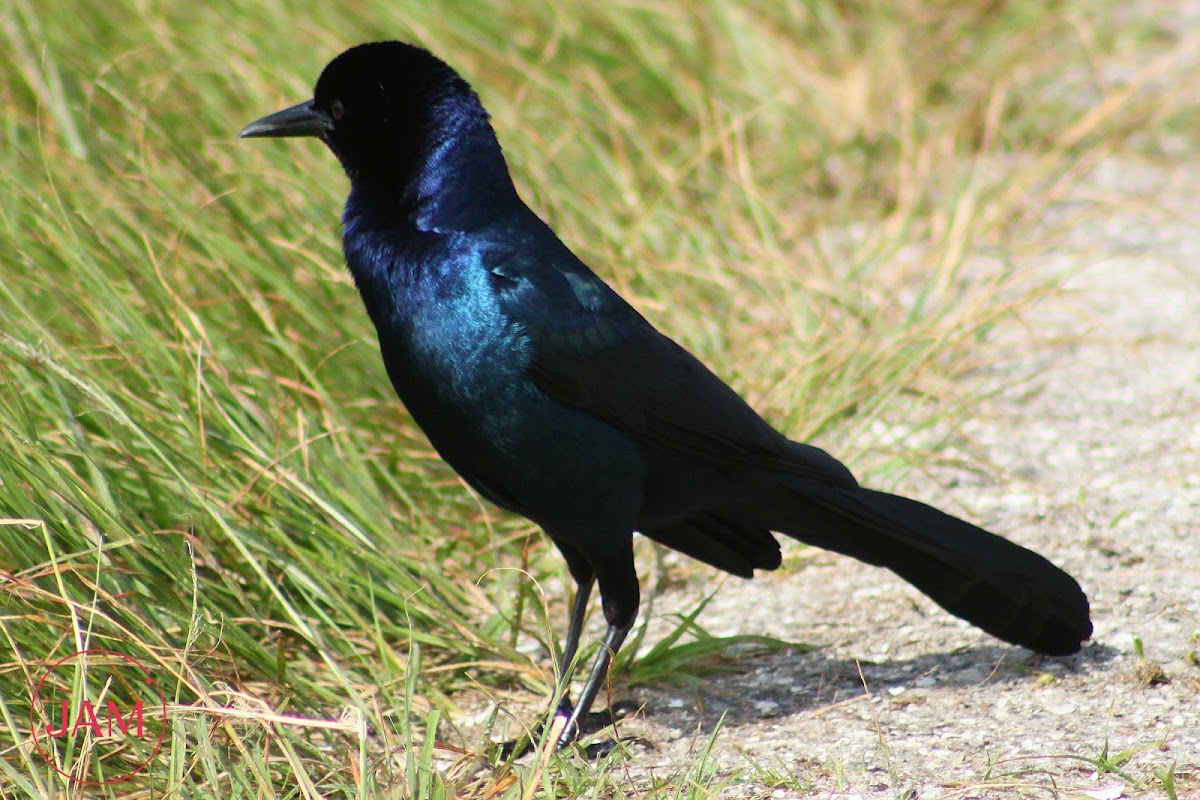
[240,41,1092,754]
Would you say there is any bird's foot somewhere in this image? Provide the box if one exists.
[494,699,641,760]
[576,698,640,735]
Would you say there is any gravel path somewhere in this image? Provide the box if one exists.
[603,157,1200,798]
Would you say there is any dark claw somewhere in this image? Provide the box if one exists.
[493,699,642,760]
[575,699,641,734]
[582,734,655,760]
[494,734,533,761]
[583,738,619,759]
[493,705,574,760]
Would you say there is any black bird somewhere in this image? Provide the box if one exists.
[240,41,1091,752]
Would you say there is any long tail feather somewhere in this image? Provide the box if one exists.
[755,484,1092,655]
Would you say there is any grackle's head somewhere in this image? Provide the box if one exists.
[239,41,488,187]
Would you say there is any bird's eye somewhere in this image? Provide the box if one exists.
[330,100,345,120]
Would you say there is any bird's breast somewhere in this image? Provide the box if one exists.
[344,228,645,538]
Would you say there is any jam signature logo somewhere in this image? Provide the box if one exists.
[30,649,166,785]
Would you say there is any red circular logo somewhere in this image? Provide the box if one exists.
[30,649,167,785]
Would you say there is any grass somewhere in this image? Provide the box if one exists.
[0,0,1190,796]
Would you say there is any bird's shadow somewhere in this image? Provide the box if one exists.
[619,639,1119,736]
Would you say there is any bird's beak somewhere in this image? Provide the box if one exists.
[239,100,332,139]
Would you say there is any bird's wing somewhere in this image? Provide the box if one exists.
[487,242,846,483]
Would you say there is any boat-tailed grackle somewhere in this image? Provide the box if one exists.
[241,41,1092,754]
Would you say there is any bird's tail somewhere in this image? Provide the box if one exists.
[761,483,1092,655]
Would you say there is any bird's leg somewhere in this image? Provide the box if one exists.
[549,539,641,753]
[549,579,637,728]
[498,541,640,759]
[496,575,597,759]
[557,575,593,695]
[553,620,632,749]
[551,547,634,729]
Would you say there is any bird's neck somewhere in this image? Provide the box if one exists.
[411,119,520,230]
[350,99,520,234]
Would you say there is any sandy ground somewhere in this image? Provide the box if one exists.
[584,156,1200,798]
